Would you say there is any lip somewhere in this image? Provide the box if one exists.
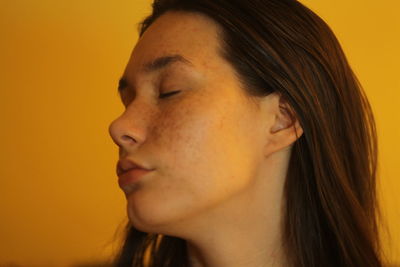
[116,158,154,192]
[118,168,154,191]
[116,158,152,176]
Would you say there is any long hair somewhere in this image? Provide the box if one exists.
[112,0,388,266]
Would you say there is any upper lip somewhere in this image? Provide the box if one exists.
[116,158,153,176]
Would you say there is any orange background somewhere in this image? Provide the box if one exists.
[0,0,399,266]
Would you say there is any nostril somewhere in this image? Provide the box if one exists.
[121,135,136,143]
[122,135,131,140]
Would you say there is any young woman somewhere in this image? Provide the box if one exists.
[108,0,387,266]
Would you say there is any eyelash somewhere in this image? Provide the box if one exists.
[159,90,181,99]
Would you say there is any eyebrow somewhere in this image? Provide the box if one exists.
[117,54,194,94]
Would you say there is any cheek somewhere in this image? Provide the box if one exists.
[127,95,257,231]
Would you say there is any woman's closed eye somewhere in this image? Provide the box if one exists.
[159,90,181,99]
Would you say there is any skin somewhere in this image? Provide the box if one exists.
[108,11,303,267]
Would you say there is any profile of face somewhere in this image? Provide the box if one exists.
[108,11,301,237]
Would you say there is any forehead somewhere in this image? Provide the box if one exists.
[124,11,223,77]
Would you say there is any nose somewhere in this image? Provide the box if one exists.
[108,116,139,148]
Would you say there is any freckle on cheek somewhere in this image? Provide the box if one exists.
[153,103,205,163]
[153,107,190,145]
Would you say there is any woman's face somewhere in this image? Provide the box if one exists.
[108,11,276,234]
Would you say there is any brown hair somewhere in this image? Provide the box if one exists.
[112,0,388,266]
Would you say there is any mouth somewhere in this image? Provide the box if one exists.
[116,158,155,193]
[118,168,154,190]
[116,158,153,176]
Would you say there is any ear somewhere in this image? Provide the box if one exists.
[265,93,303,155]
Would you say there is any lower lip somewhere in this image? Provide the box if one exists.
[118,168,154,189]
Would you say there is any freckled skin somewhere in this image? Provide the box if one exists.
[110,11,264,229]
[109,10,302,267]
